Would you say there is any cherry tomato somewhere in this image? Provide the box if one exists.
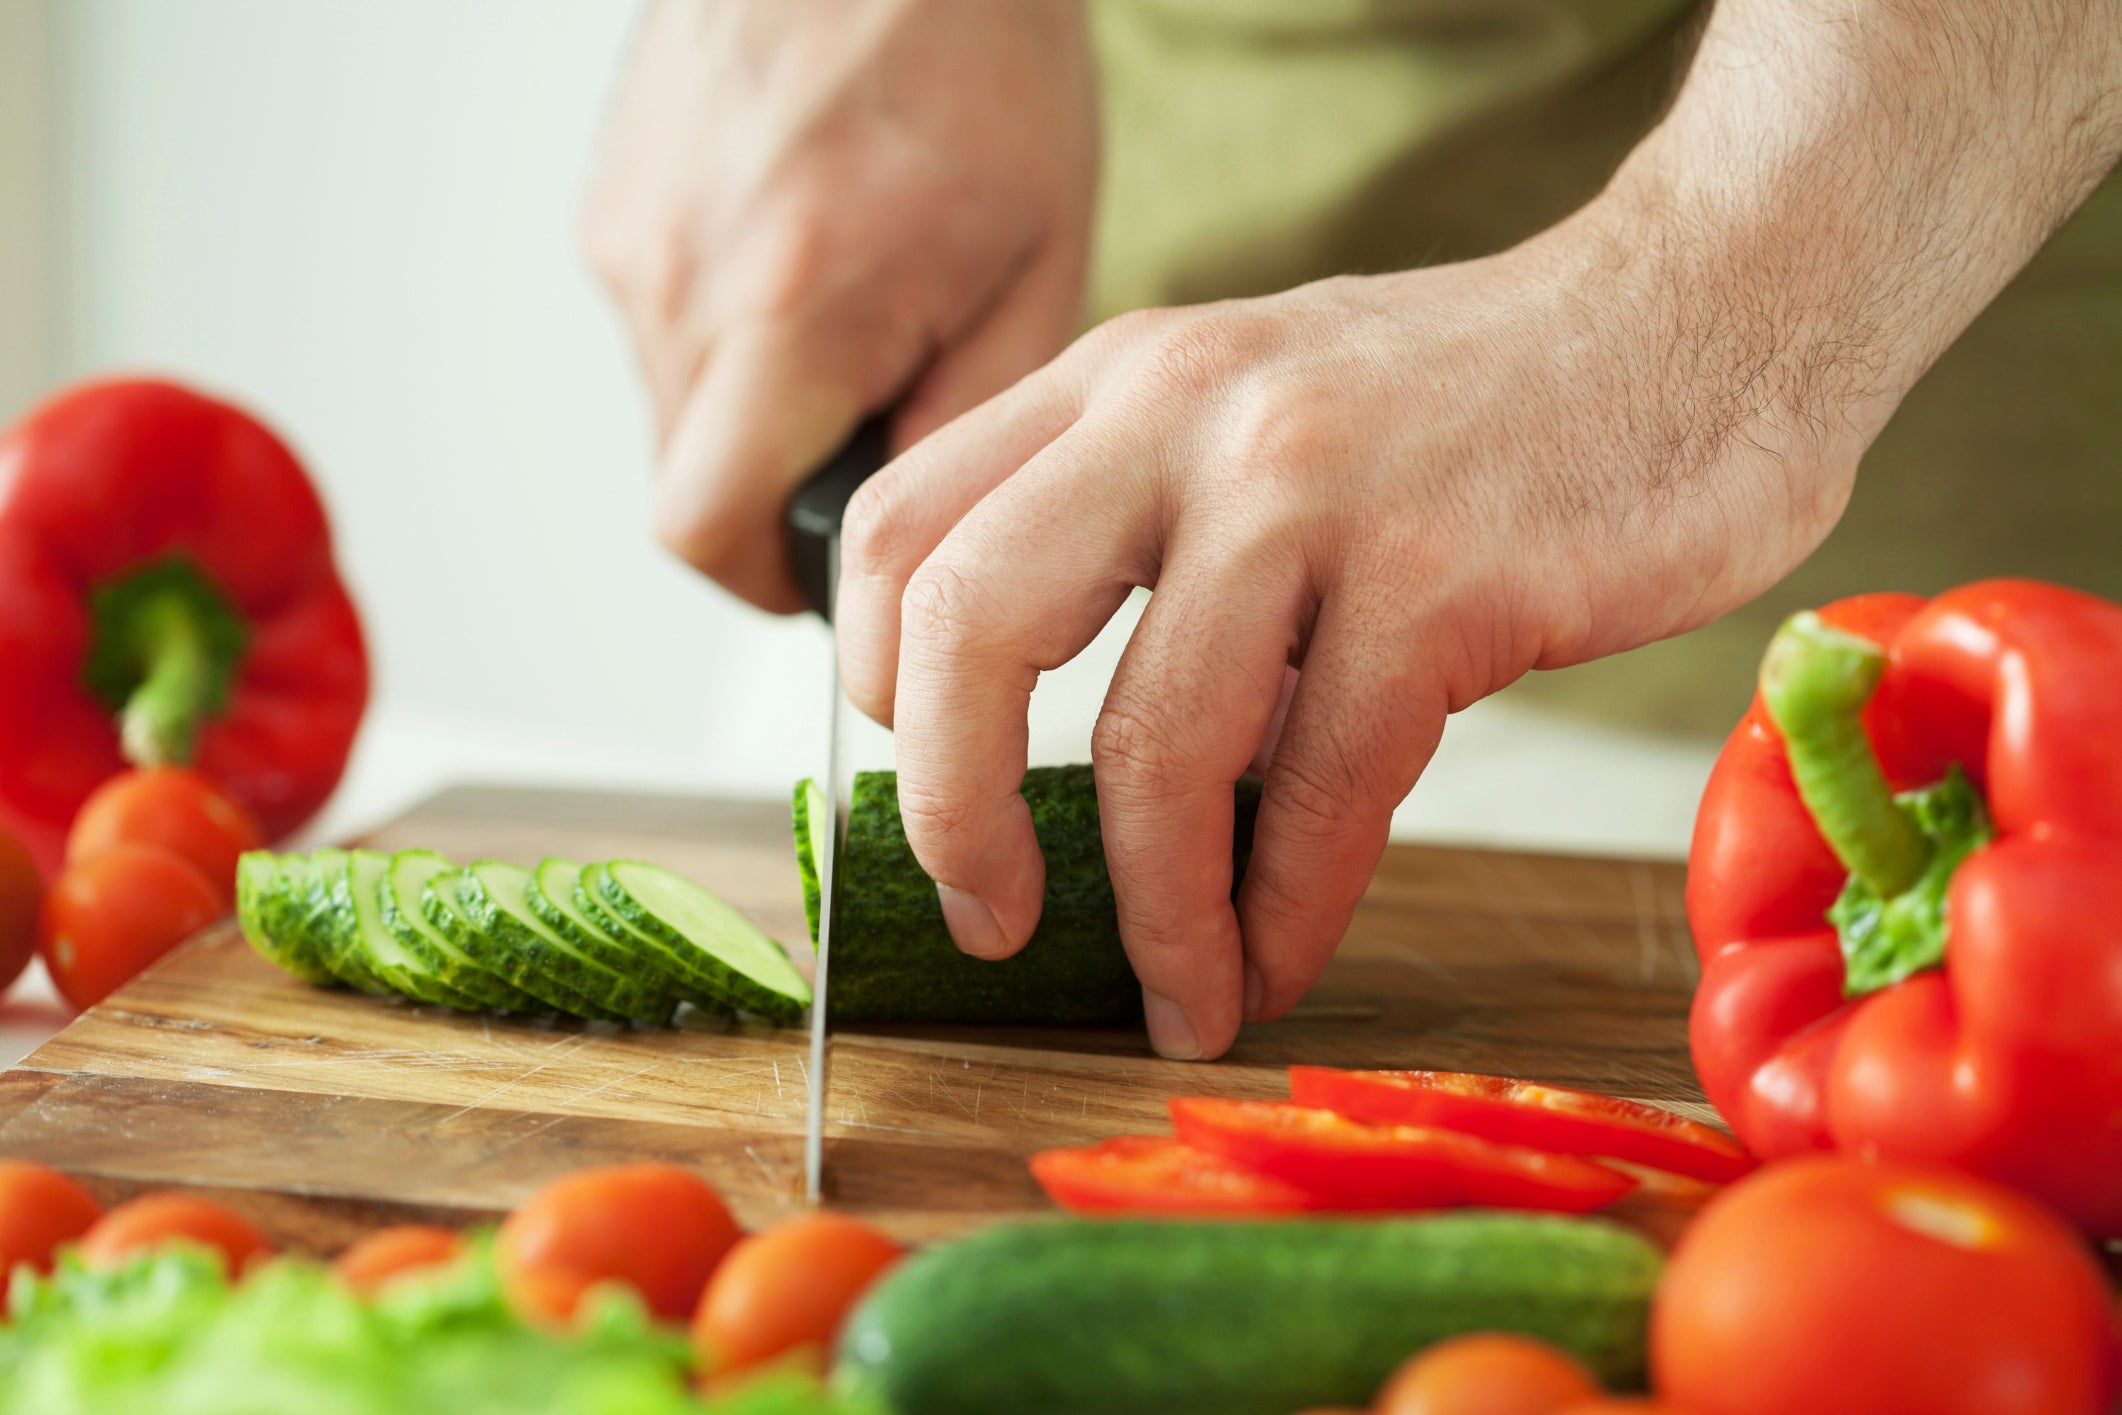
[1552,1404,1686,1414]
[0,1161,103,1278]
[67,768,260,904]
[498,1163,741,1326]
[38,843,222,1010]
[78,1193,274,1275]
[693,1212,902,1374]
[1372,1333,1603,1415]
[1288,1068,1753,1185]
[1653,1155,2110,1415]
[0,827,39,994]
[1030,1135,1323,1216]
[332,1224,465,1297]
[1169,1099,1635,1213]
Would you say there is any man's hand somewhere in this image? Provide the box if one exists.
[582,0,1096,610]
[836,0,2122,1060]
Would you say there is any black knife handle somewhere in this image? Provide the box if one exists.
[785,414,894,622]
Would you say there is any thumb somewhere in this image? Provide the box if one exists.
[889,243,1086,453]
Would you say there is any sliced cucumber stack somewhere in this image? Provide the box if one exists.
[379,850,546,1014]
[593,860,812,1022]
[239,844,796,1029]
[234,852,338,986]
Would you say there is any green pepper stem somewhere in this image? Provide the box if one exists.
[1759,611,1933,898]
[117,592,218,767]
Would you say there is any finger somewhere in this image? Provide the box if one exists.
[889,427,1159,963]
[1237,599,1445,1023]
[836,363,1084,723]
[1094,565,1301,1061]
[890,240,1087,451]
[653,317,884,611]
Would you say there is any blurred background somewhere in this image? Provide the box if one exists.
[0,0,1720,893]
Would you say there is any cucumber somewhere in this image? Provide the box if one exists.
[380,850,545,1013]
[593,860,810,1022]
[837,1214,1662,1415]
[526,858,728,1015]
[336,849,486,1011]
[792,777,831,947]
[457,861,676,1024]
[800,764,1262,1024]
[418,868,616,1020]
[303,848,394,995]
[234,851,337,986]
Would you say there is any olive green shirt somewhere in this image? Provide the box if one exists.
[1088,0,2122,737]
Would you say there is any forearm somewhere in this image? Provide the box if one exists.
[1588,0,2122,474]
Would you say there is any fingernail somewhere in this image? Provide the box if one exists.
[1142,990,1203,1061]
[937,884,1013,960]
[1242,963,1265,1023]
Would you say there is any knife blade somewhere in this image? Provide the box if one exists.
[786,415,892,1203]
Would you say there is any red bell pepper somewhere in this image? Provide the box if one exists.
[1688,579,2122,1237]
[0,379,368,875]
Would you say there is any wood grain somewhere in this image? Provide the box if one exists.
[0,784,1709,1251]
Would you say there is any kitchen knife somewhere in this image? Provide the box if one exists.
[786,414,892,1203]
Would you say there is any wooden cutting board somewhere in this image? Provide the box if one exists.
[0,784,1712,1251]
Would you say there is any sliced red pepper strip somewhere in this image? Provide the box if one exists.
[1028,1135,1321,1216]
[1287,1067,1754,1184]
[1167,1098,1636,1214]
[0,380,368,873]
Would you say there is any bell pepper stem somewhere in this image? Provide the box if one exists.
[1759,611,1933,898]
[117,591,218,768]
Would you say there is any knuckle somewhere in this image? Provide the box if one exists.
[748,204,840,324]
[1267,751,1367,846]
[1223,384,1334,483]
[895,785,982,850]
[840,477,922,582]
[1091,699,1188,798]
[899,560,988,657]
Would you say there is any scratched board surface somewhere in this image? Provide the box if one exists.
[0,785,1711,1250]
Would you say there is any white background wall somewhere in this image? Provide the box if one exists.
[6,0,1717,859]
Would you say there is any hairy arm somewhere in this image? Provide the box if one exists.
[1600,0,2122,499]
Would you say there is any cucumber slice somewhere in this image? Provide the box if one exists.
[234,851,337,986]
[791,778,830,950]
[304,848,394,995]
[595,860,810,1022]
[380,850,545,1013]
[458,861,676,1024]
[419,868,626,1021]
[339,849,485,1011]
[527,858,730,1015]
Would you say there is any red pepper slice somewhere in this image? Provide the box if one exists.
[1168,1098,1636,1214]
[0,380,368,873]
[1287,1067,1754,1184]
[1028,1135,1321,1216]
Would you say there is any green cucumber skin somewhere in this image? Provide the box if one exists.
[419,871,629,1022]
[306,850,394,996]
[838,1215,1661,1415]
[791,779,825,949]
[379,851,545,1014]
[342,850,487,1012]
[536,860,731,1015]
[234,852,337,987]
[822,765,1261,1024]
[457,863,676,1025]
[592,864,805,1024]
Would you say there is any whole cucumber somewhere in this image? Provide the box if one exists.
[836,1214,1661,1415]
[796,764,1262,1024]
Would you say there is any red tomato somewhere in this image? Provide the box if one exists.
[1289,1068,1753,1185]
[67,768,261,904]
[0,827,39,994]
[1169,1099,1635,1213]
[1030,1136,1323,1216]
[1552,1404,1686,1414]
[1372,1333,1602,1415]
[692,1212,902,1374]
[78,1193,274,1275]
[37,844,222,1010]
[332,1224,465,1297]
[1653,1156,2110,1415]
[0,1161,103,1278]
[498,1164,741,1326]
